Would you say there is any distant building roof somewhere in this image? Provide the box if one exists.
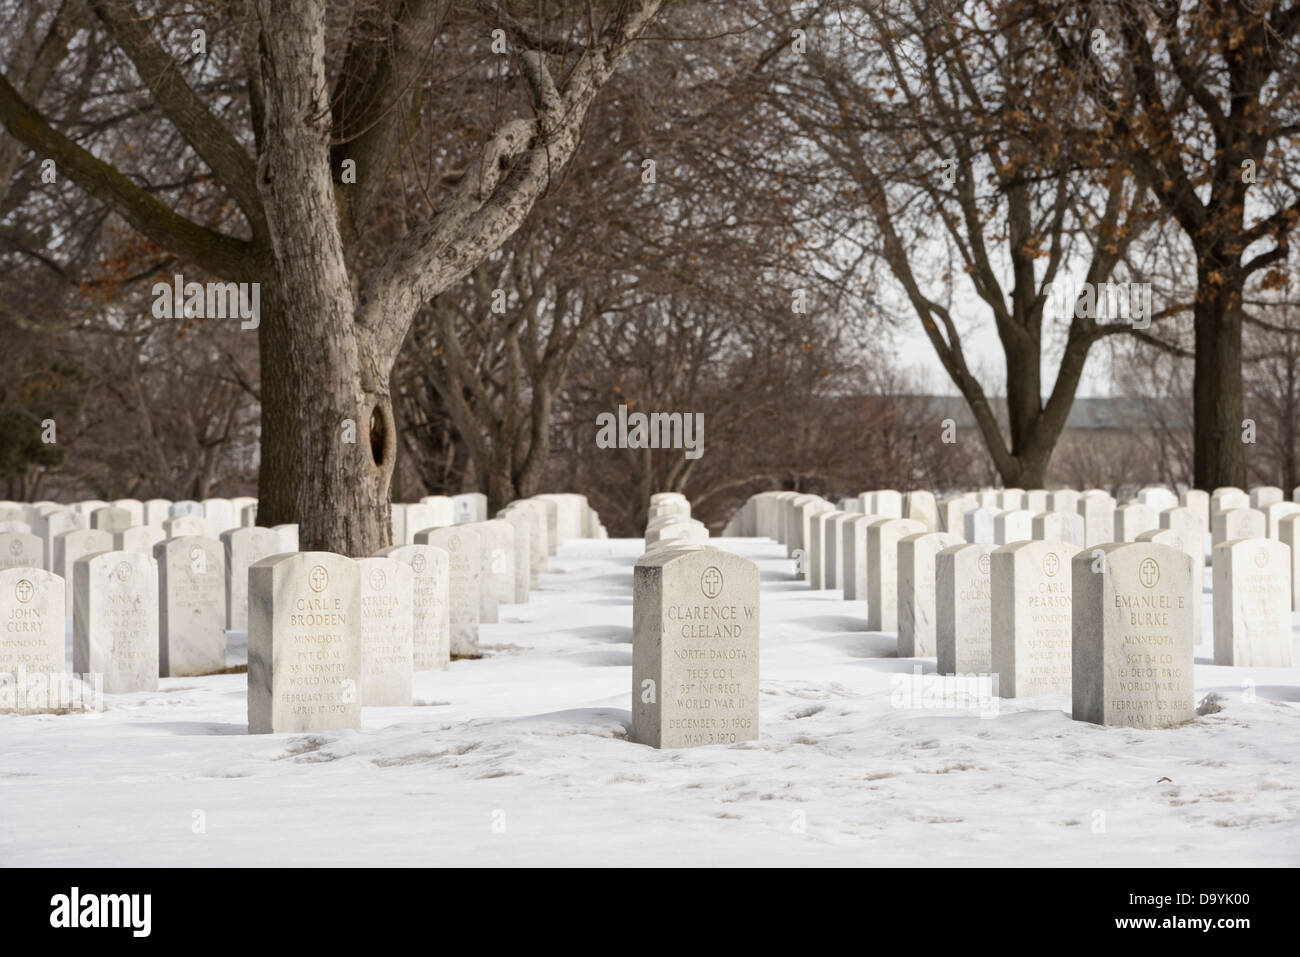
[899,395,1172,431]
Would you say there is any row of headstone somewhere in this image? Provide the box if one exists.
[729,487,1296,730]
[643,492,709,550]
[0,491,604,721]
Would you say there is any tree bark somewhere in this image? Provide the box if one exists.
[1192,279,1246,490]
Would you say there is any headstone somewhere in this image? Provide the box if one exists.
[376,544,450,670]
[453,492,488,524]
[1136,527,1204,646]
[470,519,514,620]
[72,550,159,693]
[0,532,43,572]
[866,518,925,631]
[1114,502,1157,542]
[998,488,1025,511]
[357,556,414,706]
[994,508,1034,545]
[144,499,171,527]
[33,508,79,571]
[631,545,759,749]
[111,499,145,525]
[936,543,995,676]
[54,528,113,615]
[963,506,996,544]
[414,527,480,657]
[248,552,361,733]
[1212,538,1292,667]
[1137,487,1178,514]
[939,493,976,536]
[1078,494,1116,547]
[114,525,164,555]
[825,512,856,589]
[155,536,226,676]
[1263,501,1300,539]
[1024,489,1049,513]
[841,514,880,601]
[1180,489,1210,532]
[1212,507,1266,547]
[499,510,532,602]
[202,498,237,536]
[222,526,283,630]
[0,567,65,710]
[990,540,1080,697]
[1278,512,1300,611]
[1250,486,1284,510]
[164,515,210,538]
[897,531,962,656]
[1211,488,1249,517]
[90,506,134,535]
[902,490,940,532]
[1049,489,1079,516]
[1072,542,1195,728]
[272,524,299,552]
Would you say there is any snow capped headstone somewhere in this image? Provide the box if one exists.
[357,556,414,706]
[222,526,283,630]
[247,552,361,734]
[936,543,995,676]
[414,526,481,657]
[1212,538,1292,668]
[866,518,925,631]
[897,531,962,657]
[73,550,159,693]
[631,545,759,749]
[990,540,1080,697]
[0,567,65,711]
[1072,542,1195,728]
[155,536,226,676]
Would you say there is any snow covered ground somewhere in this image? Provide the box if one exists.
[2,536,1297,867]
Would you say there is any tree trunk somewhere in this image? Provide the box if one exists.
[1192,280,1246,490]
[254,0,393,557]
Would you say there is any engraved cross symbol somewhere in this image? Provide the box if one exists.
[1139,558,1159,588]
[309,565,328,592]
[15,579,32,603]
[701,566,723,599]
